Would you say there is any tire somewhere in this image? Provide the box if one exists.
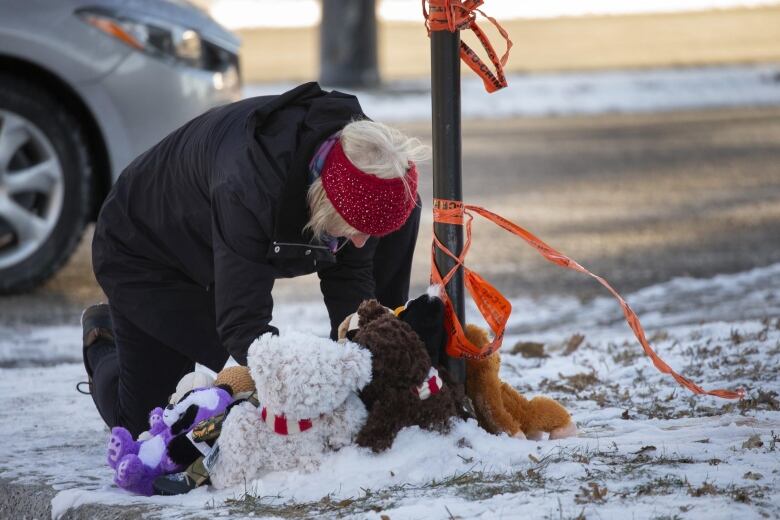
[0,75,91,294]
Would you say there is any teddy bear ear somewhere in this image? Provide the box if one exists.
[397,284,443,314]
[426,284,443,300]
[357,299,391,327]
[246,332,280,380]
[337,341,373,391]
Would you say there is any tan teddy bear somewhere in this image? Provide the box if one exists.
[464,325,577,440]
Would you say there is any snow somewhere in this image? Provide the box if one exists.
[244,64,780,121]
[1,263,778,519]
[209,0,780,29]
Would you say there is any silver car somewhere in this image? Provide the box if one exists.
[0,0,241,293]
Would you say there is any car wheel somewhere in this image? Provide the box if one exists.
[0,75,91,294]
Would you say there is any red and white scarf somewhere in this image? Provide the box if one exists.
[259,407,314,435]
[413,367,444,400]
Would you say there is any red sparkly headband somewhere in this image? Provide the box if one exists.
[320,140,418,236]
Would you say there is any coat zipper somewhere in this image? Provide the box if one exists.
[272,241,330,251]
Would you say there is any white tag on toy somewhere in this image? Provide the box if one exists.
[203,442,221,473]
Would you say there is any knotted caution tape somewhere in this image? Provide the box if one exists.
[431,198,745,400]
[423,0,512,92]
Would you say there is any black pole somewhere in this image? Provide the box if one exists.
[431,29,466,384]
[319,0,380,88]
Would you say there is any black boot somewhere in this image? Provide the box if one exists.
[77,303,114,394]
[153,469,209,495]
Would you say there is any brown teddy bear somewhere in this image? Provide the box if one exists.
[464,324,577,440]
[350,299,467,452]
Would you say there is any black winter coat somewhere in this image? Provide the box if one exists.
[92,82,382,368]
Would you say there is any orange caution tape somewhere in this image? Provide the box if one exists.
[423,0,513,93]
[432,198,745,400]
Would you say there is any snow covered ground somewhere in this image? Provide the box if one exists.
[209,0,780,29]
[244,64,780,121]
[1,263,778,519]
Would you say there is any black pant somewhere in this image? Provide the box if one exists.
[89,203,421,437]
[88,305,196,436]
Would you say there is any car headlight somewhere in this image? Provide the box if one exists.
[76,8,204,68]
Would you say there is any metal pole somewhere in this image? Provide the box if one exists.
[319,0,380,88]
[431,29,466,384]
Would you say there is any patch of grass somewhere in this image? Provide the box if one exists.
[540,371,601,395]
[512,341,548,358]
[223,461,560,518]
[688,481,719,497]
[583,322,780,420]
[609,341,643,366]
[223,490,396,519]
[581,384,628,408]
[562,334,586,356]
[543,444,697,486]
[738,390,780,412]
[631,475,687,497]
[742,434,764,450]
[685,481,767,505]
[575,482,608,504]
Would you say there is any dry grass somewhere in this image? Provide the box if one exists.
[237,6,780,83]
[219,440,776,519]
[220,461,551,519]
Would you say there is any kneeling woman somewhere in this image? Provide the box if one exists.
[81,82,427,436]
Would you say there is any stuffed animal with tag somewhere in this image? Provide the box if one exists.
[106,407,180,496]
[106,385,233,495]
[206,330,372,488]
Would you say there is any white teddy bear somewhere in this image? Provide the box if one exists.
[208,330,372,488]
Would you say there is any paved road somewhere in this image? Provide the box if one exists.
[1,106,779,326]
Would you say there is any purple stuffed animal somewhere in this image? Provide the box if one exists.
[107,387,233,495]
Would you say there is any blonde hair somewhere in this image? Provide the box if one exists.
[305,120,430,239]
